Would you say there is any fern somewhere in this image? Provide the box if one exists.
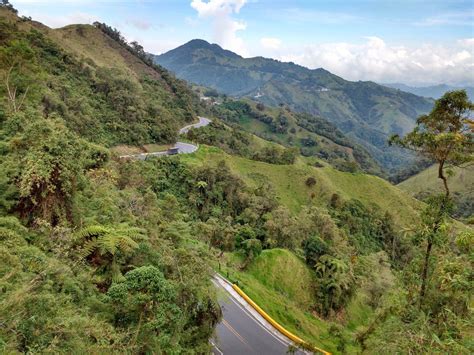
[75,224,147,283]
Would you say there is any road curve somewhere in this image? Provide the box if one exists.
[212,275,307,355]
[119,116,211,160]
[179,116,212,134]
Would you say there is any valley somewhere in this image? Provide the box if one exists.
[0,2,472,355]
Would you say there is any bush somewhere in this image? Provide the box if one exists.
[305,176,316,187]
[303,235,329,266]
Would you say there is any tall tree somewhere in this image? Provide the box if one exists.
[390,90,473,305]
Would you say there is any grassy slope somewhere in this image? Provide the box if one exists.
[398,164,474,198]
[183,146,420,228]
[220,249,371,353]
[220,249,339,352]
[239,101,359,159]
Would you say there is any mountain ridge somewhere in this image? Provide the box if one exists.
[382,82,474,100]
[154,39,434,172]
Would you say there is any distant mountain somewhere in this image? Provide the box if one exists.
[383,83,474,100]
[154,39,434,172]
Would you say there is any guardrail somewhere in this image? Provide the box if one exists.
[231,284,331,355]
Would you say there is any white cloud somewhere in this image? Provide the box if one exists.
[260,37,281,50]
[190,0,248,56]
[278,37,474,86]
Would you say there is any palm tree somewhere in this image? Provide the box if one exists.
[75,224,147,284]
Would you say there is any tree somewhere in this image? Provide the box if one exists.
[7,115,85,224]
[240,238,262,269]
[75,224,147,284]
[0,40,36,113]
[107,266,181,351]
[390,90,473,306]
[314,255,355,317]
[390,90,473,198]
[0,0,17,13]
[303,235,329,266]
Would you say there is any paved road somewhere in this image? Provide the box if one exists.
[179,116,212,134]
[212,276,307,355]
[119,116,211,160]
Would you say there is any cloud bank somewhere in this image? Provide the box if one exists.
[280,37,474,86]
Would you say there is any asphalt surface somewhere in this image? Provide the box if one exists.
[119,116,210,160]
[213,294,292,354]
[212,277,306,355]
[179,116,212,134]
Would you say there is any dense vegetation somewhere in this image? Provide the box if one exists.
[154,39,434,173]
[0,4,472,354]
[199,98,383,175]
[0,7,219,352]
[186,119,299,165]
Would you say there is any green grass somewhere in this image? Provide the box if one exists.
[398,164,474,198]
[183,145,421,228]
[219,249,363,354]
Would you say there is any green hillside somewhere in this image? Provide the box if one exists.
[154,39,434,172]
[0,9,199,147]
[0,4,471,355]
[182,145,420,228]
[204,99,384,176]
[399,164,474,218]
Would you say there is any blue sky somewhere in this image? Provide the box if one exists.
[12,0,474,85]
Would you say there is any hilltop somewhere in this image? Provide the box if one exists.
[154,39,434,173]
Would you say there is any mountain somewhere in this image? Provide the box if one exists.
[154,39,434,172]
[383,83,474,100]
[1,6,472,354]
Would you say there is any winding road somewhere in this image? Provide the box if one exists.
[212,275,308,355]
[119,116,211,160]
[119,117,315,353]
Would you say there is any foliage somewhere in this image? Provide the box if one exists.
[390,90,473,197]
[107,266,183,351]
[314,255,355,317]
[331,199,398,256]
[303,235,329,266]
[75,224,147,283]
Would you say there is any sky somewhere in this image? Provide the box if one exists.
[11,0,474,86]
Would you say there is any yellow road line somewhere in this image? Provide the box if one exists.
[222,319,251,348]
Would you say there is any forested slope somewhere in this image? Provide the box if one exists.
[0,5,471,354]
[0,7,219,352]
[155,39,434,173]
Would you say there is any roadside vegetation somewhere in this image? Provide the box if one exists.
[0,3,472,354]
